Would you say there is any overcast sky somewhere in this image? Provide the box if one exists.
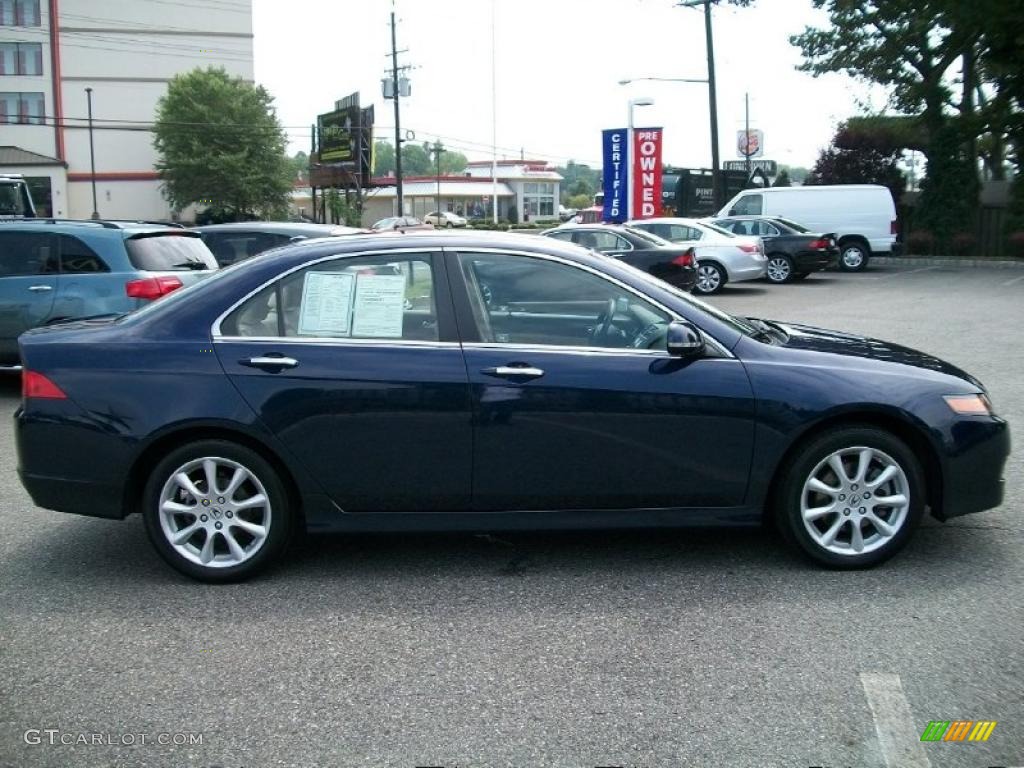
[252,0,890,170]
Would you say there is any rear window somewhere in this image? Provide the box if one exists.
[624,226,672,247]
[125,233,218,272]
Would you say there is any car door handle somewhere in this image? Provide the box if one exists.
[27,285,53,292]
[242,355,299,370]
[481,365,545,380]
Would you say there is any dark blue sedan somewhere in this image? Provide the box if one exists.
[15,232,1009,581]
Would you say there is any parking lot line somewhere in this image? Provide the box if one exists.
[860,672,932,768]
[1001,274,1024,286]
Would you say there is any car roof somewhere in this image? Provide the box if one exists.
[3,218,193,237]
[191,222,360,235]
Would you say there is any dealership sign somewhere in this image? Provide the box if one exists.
[602,127,664,222]
[632,128,663,219]
[737,129,764,158]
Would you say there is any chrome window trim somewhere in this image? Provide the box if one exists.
[210,246,441,338]
[214,336,458,350]
[449,246,734,359]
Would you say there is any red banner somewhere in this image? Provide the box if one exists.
[631,128,663,219]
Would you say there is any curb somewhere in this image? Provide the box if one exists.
[874,256,1024,268]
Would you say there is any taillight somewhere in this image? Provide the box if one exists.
[738,244,759,253]
[126,275,183,300]
[807,238,829,249]
[672,249,695,267]
[891,219,898,235]
[22,370,67,400]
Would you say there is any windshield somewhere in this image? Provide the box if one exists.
[125,233,218,271]
[624,226,673,247]
[774,217,809,233]
[700,221,738,238]
[0,182,30,216]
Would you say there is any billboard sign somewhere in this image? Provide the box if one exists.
[631,128,663,219]
[737,129,764,158]
[319,108,357,163]
[601,129,628,222]
[723,159,777,175]
[315,92,375,186]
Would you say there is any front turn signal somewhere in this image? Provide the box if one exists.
[943,394,992,416]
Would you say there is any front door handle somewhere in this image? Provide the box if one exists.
[481,365,545,380]
[242,355,299,370]
[28,285,53,292]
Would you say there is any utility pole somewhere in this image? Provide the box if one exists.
[703,0,722,211]
[490,0,498,223]
[389,9,404,216]
[431,140,444,220]
[744,92,751,181]
[85,87,99,219]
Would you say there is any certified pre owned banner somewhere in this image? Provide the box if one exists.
[602,129,628,222]
[632,127,663,219]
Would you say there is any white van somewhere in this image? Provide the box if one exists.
[717,184,899,271]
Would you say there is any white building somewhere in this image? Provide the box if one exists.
[0,0,253,220]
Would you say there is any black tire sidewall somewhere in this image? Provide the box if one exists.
[776,427,925,569]
[142,439,291,582]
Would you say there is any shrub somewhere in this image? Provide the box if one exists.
[1007,232,1024,259]
[905,230,935,256]
[949,232,976,257]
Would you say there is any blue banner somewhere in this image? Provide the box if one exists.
[602,128,628,223]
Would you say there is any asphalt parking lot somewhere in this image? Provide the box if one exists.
[0,264,1021,768]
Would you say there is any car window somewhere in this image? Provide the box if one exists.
[457,252,670,350]
[573,230,628,252]
[59,234,109,273]
[773,217,808,233]
[544,230,573,242]
[0,231,55,275]
[758,221,781,236]
[125,234,218,271]
[624,227,672,247]
[221,252,438,342]
[730,194,763,216]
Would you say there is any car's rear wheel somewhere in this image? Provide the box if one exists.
[694,262,726,294]
[143,440,291,582]
[765,254,794,283]
[838,239,870,271]
[775,427,924,568]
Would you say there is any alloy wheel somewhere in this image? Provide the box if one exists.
[157,457,272,569]
[696,264,722,293]
[800,446,910,556]
[767,257,791,283]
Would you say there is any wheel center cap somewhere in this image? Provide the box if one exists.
[210,508,222,519]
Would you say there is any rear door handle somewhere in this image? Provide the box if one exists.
[28,285,53,292]
[242,355,299,370]
[481,365,545,380]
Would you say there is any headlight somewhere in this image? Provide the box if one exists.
[943,394,993,415]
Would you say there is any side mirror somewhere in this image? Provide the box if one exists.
[666,320,705,357]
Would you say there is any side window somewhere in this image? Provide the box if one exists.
[0,231,53,275]
[544,230,573,243]
[574,230,628,253]
[732,194,763,216]
[221,253,439,342]
[458,252,670,349]
[761,221,780,236]
[59,235,109,273]
[201,233,237,265]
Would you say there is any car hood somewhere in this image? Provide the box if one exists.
[771,321,983,388]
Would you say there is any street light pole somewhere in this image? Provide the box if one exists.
[85,87,99,220]
[390,9,404,216]
[677,0,722,209]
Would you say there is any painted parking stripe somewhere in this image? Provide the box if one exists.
[860,672,932,768]
[1002,274,1024,286]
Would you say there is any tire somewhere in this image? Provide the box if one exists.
[445,221,454,228]
[838,240,870,272]
[765,254,795,284]
[142,439,292,582]
[694,262,726,294]
[774,426,925,569]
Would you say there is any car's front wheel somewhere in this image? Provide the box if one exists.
[143,440,292,582]
[694,262,726,294]
[775,427,924,568]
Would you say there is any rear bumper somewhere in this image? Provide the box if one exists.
[793,250,837,272]
[935,417,1010,520]
[725,260,768,283]
[18,470,124,519]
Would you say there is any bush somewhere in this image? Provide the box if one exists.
[1007,232,1024,259]
[905,230,935,256]
[949,232,976,257]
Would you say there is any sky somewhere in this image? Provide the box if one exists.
[252,0,891,171]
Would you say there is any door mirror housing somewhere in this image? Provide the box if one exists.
[666,320,705,357]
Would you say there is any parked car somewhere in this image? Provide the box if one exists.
[425,211,467,228]
[711,216,839,283]
[558,205,576,222]
[627,217,767,295]
[192,222,363,267]
[15,231,1008,581]
[371,216,433,232]
[0,219,217,369]
[717,184,900,272]
[540,223,697,292]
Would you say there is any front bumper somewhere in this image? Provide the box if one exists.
[935,417,1010,520]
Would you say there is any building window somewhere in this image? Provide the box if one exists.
[523,181,556,218]
[0,42,42,75]
[0,91,44,123]
[0,0,41,26]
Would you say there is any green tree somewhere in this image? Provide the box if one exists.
[289,151,308,183]
[153,67,291,220]
[438,150,468,175]
[806,123,906,204]
[373,141,396,176]
[401,144,432,175]
[773,169,792,187]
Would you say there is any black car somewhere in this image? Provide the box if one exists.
[15,231,1009,581]
[712,216,839,284]
[192,222,364,267]
[541,224,697,292]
